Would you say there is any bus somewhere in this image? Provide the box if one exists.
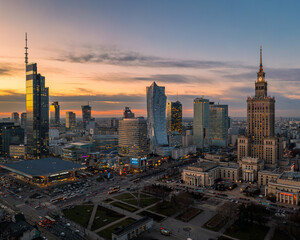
[45,216,56,224]
[50,196,65,203]
[108,186,120,195]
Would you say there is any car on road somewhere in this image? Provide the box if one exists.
[160,227,171,236]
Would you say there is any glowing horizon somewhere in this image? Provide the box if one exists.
[1,1,300,118]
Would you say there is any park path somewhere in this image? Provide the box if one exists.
[264,221,276,240]
[93,196,165,233]
[93,201,142,233]
[87,203,98,230]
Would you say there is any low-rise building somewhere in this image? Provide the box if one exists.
[238,157,264,182]
[258,169,282,186]
[182,160,240,187]
[111,217,153,240]
[265,171,300,205]
[171,145,196,160]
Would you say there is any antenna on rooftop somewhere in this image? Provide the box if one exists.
[25,32,28,65]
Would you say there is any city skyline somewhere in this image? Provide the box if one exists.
[1,1,300,118]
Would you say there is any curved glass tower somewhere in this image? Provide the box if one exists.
[146,82,168,153]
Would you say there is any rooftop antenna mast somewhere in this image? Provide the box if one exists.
[25,32,28,65]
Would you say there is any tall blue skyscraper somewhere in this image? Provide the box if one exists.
[209,103,229,147]
[193,98,210,150]
[25,33,49,159]
[146,82,168,153]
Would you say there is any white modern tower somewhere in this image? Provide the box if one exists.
[146,82,168,153]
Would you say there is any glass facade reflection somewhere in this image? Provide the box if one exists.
[26,63,49,159]
[209,104,229,147]
[66,111,76,129]
[166,101,182,134]
[193,98,210,150]
[50,101,60,128]
[81,105,91,129]
[146,82,168,153]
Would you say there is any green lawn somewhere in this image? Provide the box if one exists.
[91,205,125,231]
[98,218,136,240]
[110,201,139,212]
[224,222,269,240]
[114,193,159,208]
[63,205,94,228]
[103,198,114,203]
[148,201,178,217]
[138,210,165,222]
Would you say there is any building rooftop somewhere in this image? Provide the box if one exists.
[279,171,300,181]
[113,217,152,236]
[0,157,84,178]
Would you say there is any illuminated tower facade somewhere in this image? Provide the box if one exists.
[66,111,76,129]
[25,34,49,159]
[166,101,182,134]
[238,47,281,168]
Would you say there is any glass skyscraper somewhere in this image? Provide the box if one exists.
[26,63,49,159]
[81,104,91,129]
[146,82,168,153]
[50,101,60,128]
[193,98,210,150]
[209,104,229,147]
[66,111,76,129]
[118,117,148,169]
[166,101,182,134]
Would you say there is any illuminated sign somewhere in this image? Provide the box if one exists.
[280,192,293,197]
[131,158,139,165]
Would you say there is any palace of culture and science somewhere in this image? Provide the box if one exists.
[237,47,283,169]
[183,48,300,206]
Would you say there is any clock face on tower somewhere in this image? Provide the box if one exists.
[258,77,262,82]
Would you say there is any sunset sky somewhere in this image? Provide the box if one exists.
[1,0,300,118]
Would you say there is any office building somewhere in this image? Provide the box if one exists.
[25,34,49,159]
[66,111,76,129]
[118,117,148,169]
[11,112,19,124]
[2,125,24,157]
[82,104,91,129]
[237,47,282,168]
[146,82,168,153]
[123,107,135,119]
[109,118,119,128]
[166,101,182,134]
[168,131,182,147]
[0,122,15,156]
[21,112,26,129]
[209,103,229,147]
[9,145,26,159]
[50,101,60,128]
[193,98,210,150]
